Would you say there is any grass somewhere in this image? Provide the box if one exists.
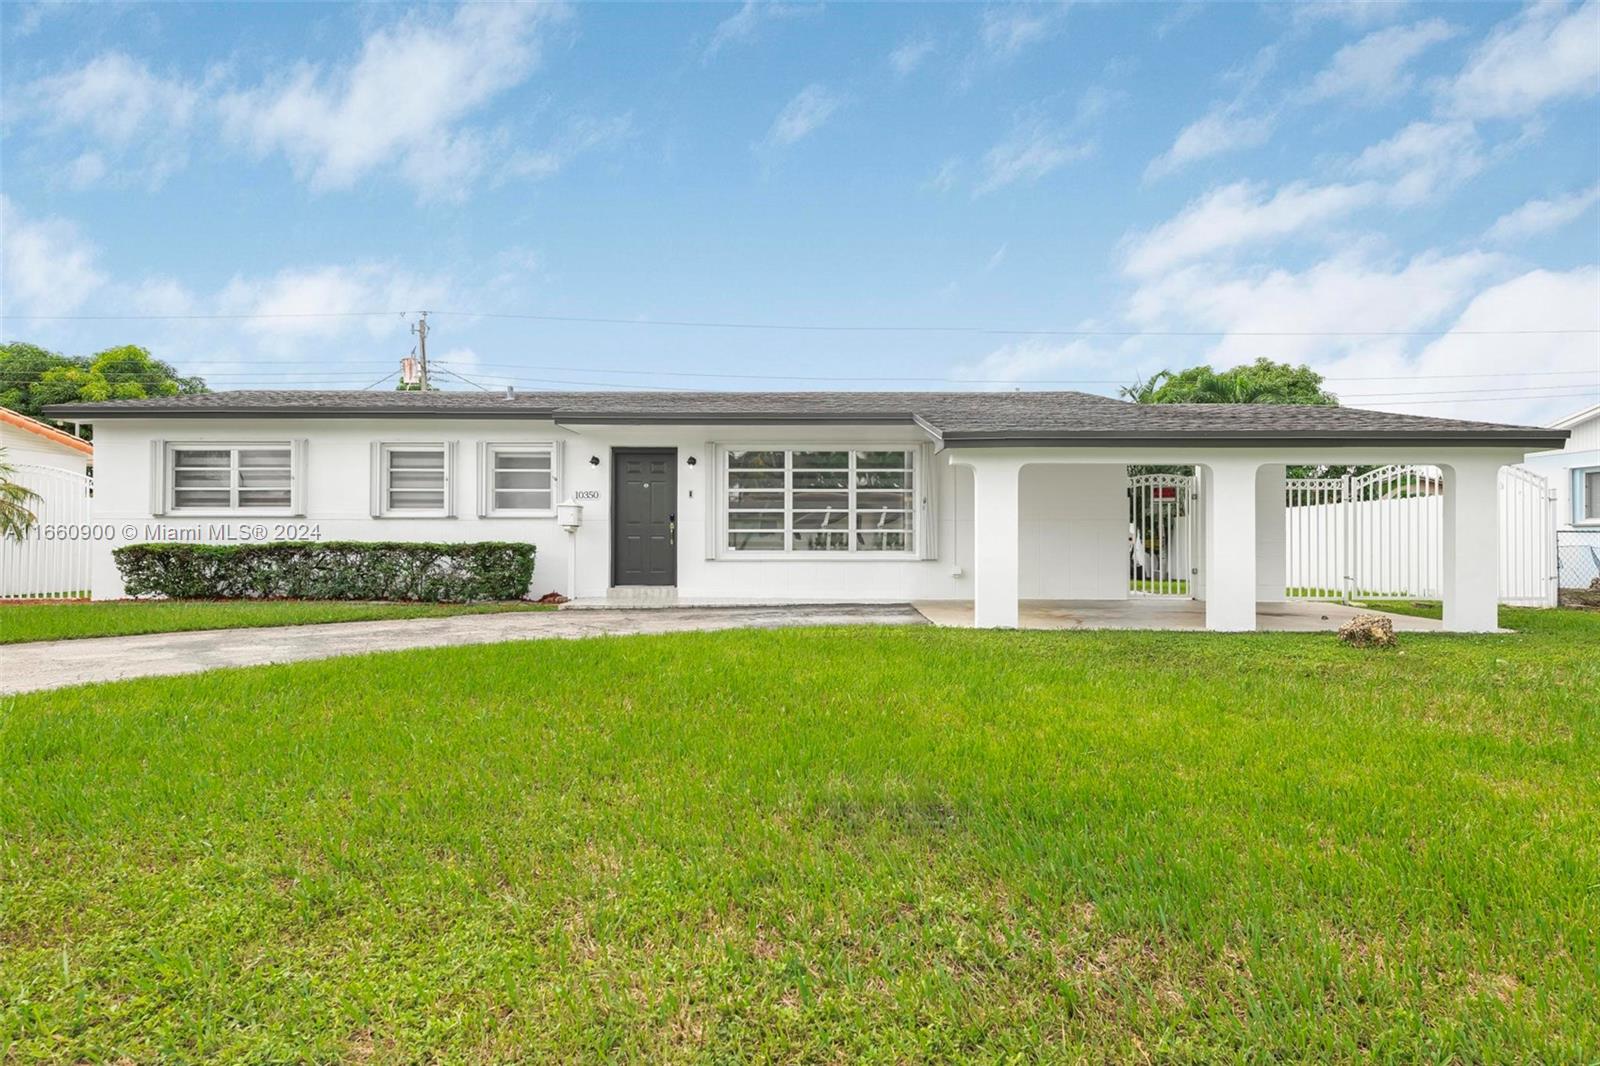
[0,599,551,644]
[3,608,1598,1061]
[1128,577,1189,595]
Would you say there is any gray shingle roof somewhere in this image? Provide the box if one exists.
[43,389,1569,448]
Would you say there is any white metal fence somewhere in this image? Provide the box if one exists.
[0,463,94,600]
[1128,472,1198,597]
[1283,464,1555,607]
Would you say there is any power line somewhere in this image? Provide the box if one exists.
[4,305,1598,337]
[426,311,1600,338]
[433,359,1600,386]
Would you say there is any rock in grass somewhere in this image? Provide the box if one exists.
[1338,613,1396,649]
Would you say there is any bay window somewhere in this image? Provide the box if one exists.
[725,447,917,554]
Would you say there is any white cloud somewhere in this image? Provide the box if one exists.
[925,158,962,193]
[1145,106,1276,180]
[0,195,107,317]
[505,114,633,180]
[1287,1,1412,28]
[703,2,818,62]
[1121,180,1380,278]
[952,337,1119,385]
[1486,183,1600,242]
[984,244,1008,272]
[978,6,1057,60]
[1446,0,1600,118]
[1303,18,1457,102]
[1351,120,1484,204]
[215,264,451,341]
[889,35,937,77]
[21,51,200,188]
[760,84,844,148]
[1322,266,1600,423]
[219,4,561,198]
[973,117,1093,196]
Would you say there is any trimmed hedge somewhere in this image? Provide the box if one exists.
[113,541,536,603]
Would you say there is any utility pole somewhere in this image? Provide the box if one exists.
[411,311,431,390]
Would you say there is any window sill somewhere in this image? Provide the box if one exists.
[716,552,924,562]
[483,511,558,519]
[374,513,457,520]
[163,510,299,519]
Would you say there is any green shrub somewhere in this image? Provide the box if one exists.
[112,541,536,602]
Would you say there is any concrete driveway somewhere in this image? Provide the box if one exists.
[0,604,928,695]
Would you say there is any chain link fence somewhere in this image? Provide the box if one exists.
[1557,530,1600,595]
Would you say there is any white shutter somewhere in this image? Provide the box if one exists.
[149,439,167,515]
[704,442,720,560]
[475,441,489,517]
[919,443,938,560]
[290,438,308,516]
[444,441,458,518]
[370,442,384,517]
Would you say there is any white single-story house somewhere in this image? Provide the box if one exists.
[1,405,92,475]
[1521,402,1600,531]
[44,389,1568,632]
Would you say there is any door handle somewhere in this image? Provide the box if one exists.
[668,513,676,545]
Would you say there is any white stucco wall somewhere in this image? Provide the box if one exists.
[1018,463,1129,600]
[82,418,987,602]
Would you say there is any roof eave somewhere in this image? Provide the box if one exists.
[42,404,561,420]
[553,412,924,427]
[938,429,1572,449]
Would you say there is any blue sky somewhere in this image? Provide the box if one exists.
[1,0,1597,425]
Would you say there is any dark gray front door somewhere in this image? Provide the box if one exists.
[612,449,677,586]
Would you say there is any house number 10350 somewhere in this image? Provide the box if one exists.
[573,490,600,500]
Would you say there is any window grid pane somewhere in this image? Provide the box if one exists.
[1586,470,1600,519]
[487,447,554,512]
[384,445,446,514]
[171,446,291,511]
[726,448,914,553]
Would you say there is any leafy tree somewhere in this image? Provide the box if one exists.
[1120,358,1338,406]
[1121,360,1353,479]
[0,343,207,433]
[0,448,41,539]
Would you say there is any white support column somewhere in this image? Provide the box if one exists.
[1442,460,1501,633]
[1203,460,1259,631]
[969,457,1023,628]
[1255,464,1287,604]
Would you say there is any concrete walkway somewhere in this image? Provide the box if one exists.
[0,604,928,695]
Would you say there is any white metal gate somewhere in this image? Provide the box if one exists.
[1283,464,1555,606]
[0,463,94,600]
[1499,465,1558,606]
[1128,472,1198,597]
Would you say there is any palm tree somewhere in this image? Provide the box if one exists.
[0,449,41,539]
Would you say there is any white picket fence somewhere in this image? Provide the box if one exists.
[1283,464,1556,606]
[0,463,94,600]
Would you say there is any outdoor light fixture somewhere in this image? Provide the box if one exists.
[589,455,601,466]
[686,456,697,466]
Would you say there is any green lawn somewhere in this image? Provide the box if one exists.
[3,608,1597,1061]
[0,599,551,644]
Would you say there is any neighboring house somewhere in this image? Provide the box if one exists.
[0,405,92,476]
[1,406,94,599]
[44,390,1567,632]
[1521,403,1600,531]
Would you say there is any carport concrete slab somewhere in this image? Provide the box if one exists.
[0,604,928,695]
[913,598,1445,632]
